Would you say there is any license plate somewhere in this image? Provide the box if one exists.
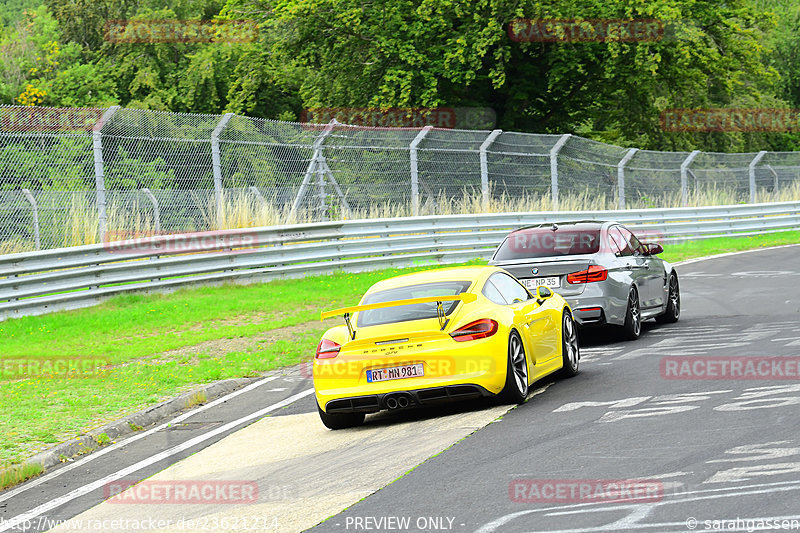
[367,363,424,383]
[523,276,560,290]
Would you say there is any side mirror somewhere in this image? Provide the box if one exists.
[536,286,553,301]
[643,243,663,256]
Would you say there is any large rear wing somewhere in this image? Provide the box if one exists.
[320,293,478,339]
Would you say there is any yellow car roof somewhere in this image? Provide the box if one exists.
[364,265,502,294]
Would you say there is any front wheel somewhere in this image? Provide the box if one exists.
[317,405,365,430]
[620,286,642,340]
[656,273,680,324]
[559,311,580,378]
[500,330,529,403]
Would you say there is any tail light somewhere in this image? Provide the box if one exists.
[315,339,341,359]
[567,265,608,284]
[450,319,499,342]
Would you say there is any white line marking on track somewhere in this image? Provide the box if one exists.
[672,243,800,268]
[0,387,314,533]
[0,375,283,504]
[475,479,800,533]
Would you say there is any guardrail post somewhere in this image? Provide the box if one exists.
[550,134,571,210]
[749,151,768,203]
[140,188,161,234]
[92,105,120,242]
[410,126,433,216]
[616,148,638,210]
[680,150,701,207]
[479,129,502,212]
[21,189,40,250]
[212,113,234,229]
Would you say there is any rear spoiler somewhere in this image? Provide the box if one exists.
[320,293,477,339]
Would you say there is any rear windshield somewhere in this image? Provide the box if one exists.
[494,227,601,260]
[357,281,471,327]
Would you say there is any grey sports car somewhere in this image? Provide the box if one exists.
[488,221,680,339]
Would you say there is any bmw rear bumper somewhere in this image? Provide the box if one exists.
[570,304,608,326]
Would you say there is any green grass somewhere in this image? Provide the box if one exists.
[0,462,43,491]
[0,260,478,470]
[0,231,798,479]
[658,231,800,263]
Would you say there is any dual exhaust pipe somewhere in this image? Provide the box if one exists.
[385,393,412,410]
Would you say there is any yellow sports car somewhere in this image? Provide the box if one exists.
[314,266,580,429]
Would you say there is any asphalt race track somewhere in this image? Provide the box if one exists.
[2,245,800,533]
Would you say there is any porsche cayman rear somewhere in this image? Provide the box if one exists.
[313,266,579,429]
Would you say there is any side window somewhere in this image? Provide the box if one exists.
[490,273,531,304]
[618,226,646,255]
[608,226,633,256]
[482,279,507,305]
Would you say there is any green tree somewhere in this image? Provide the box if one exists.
[223,0,787,150]
[0,6,116,106]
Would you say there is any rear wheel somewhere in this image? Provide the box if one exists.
[500,330,529,403]
[317,405,365,430]
[559,311,580,378]
[656,273,680,324]
[620,286,642,340]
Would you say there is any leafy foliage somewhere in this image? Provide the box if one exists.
[0,0,799,151]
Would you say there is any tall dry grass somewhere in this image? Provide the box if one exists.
[3,182,800,251]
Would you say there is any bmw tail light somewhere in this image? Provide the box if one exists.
[450,319,499,342]
[315,339,341,359]
[567,265,608,284]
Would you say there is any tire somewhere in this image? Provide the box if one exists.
[620,286,642,340]
[317,404,365,430]
[559,311,580,378]
[656,273,680,324]
[500,330,529,403]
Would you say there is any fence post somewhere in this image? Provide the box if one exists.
[616,148,638,210]
[211,113,234,229]
[479,129,502,212]
[140,188,161,234]
[749,151,767,203]
[680,150,701,207]
[765,164,779,194]
[290,119,338,220]
[92,105,120,242]
[549,134,571,210]
[410,125,433,216]
[21,189,40,250]
[249,185,266,205]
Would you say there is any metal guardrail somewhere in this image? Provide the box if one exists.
[1,201,799,321]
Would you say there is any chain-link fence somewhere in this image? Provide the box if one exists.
[2,105,800,252]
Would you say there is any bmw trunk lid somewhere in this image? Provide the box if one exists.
[491,255,595,296]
